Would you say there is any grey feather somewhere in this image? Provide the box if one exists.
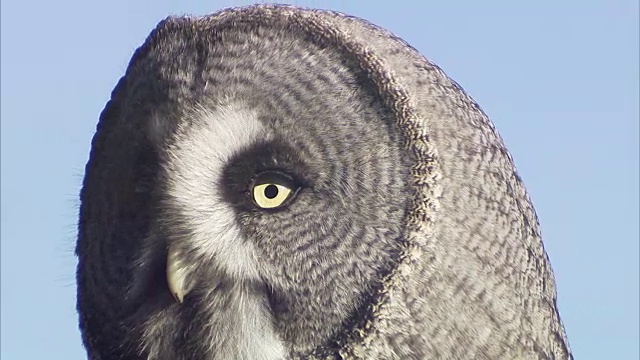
[76,4,572,360]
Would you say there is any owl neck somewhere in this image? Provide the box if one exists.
[141,281,286,360]
[201,283,286,360]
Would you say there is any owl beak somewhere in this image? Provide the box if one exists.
[166,245,191,304]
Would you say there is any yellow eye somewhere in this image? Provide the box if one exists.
[252,183,293,209]
[250,171,300,209]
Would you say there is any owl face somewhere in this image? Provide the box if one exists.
[113,24,413,358]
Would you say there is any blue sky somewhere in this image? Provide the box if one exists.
[1,1,638,359]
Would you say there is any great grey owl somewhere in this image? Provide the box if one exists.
[76,4,573,360]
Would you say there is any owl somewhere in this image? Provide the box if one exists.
[76,4,573,360]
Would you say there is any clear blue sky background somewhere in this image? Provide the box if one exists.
[1,1,638,359]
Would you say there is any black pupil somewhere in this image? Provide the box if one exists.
[264,184,279,199]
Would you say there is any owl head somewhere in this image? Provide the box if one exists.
[76,5,572,360]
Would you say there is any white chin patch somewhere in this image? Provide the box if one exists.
[164,102,266,281]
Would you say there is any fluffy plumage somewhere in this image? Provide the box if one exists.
[76,4,572,359]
